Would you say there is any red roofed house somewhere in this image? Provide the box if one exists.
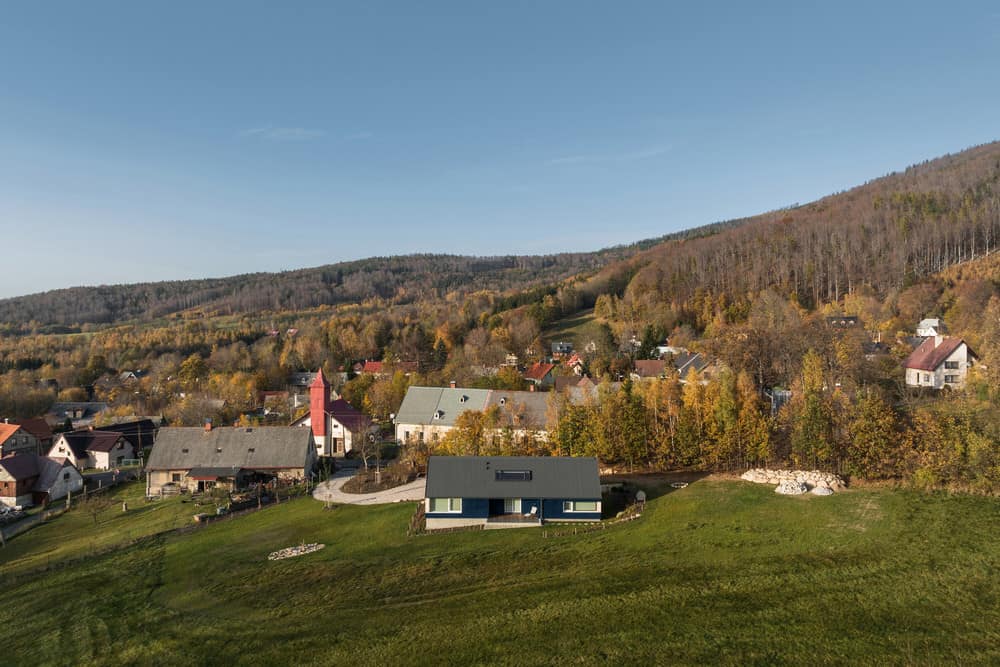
[0,422,42,458]
[904,336,977,389]
[293,369,376,457]
[524,362,556,388]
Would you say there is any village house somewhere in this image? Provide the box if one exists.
[11,418,54,454]
[145,423,316,496]
[48,430,135,470]
[44,402,109,430]
[523,362,555,388]
[423,455,602,529]
[0,422,44,458]
[551,341,574,359]
[0,454,84,508]
[292,369,375,457]
[394,385,550,445]
[916,318,948,338]
[903,336,977,389]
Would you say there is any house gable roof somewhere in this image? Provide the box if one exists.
[11,418,52,441]
[57,430,126,457]
[0,423,21,447]
[145,427,312,471]
[633,360,668,378]
[327,398,373,432]
[0,453,40,481]
[425,456,600,500]
[524,363,555,381]
[904,337,970,372]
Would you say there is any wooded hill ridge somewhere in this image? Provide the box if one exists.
[4,140,1000,330]
[0,227,735,330]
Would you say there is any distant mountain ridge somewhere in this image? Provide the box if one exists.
[4,140,999,328]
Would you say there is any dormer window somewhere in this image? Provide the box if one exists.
[499,397,506,406]
[433,410,443,420]
[459,396,466,403]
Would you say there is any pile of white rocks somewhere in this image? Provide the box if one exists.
[268,543,325,561]
[741,469,845,495]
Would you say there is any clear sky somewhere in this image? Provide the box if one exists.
[1,1,998,299]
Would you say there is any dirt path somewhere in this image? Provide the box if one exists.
[312,470,425,505]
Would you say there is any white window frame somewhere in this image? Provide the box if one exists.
[562,500,600,513]
[503,498,520,514]
[428,497,463,513]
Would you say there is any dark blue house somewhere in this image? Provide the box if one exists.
[424,456,602,529]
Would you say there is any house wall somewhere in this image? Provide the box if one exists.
[0,491,34,508]
[46,467,84,502]
[395,422,453,445]
[0,432,40,458]
[541,498,602,522]
[49,437,91,470]
[90,440,135,470]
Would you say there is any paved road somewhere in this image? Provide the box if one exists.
[312,470,425,505]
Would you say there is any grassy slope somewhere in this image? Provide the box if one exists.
[1,480,998,666]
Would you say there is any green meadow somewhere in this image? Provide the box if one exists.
[1,479,997,666]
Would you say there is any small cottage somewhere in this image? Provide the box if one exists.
[0,454,84,508]
[48,430,134,470]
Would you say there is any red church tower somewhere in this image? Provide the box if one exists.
[309,368,331,455]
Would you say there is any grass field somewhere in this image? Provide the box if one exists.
[543,309,600,347]
[1,478,998,666]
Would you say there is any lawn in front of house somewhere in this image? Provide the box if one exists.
[0,479,997,666]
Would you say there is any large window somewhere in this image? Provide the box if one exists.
[562,500,599,512]
[429,497,462,513]
[944,361,960,370]
[945,375,959,384]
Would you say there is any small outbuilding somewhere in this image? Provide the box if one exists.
[424,456,602,530]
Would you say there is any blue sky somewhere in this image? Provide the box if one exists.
[1,1,999,299]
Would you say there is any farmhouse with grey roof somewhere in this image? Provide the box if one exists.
[145,424,315,496]
[424,455,601,529]
[394,386,551,444]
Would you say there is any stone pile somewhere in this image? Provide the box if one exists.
[268,543,326,561]
[740,468,846,494]
[775,480,809,495]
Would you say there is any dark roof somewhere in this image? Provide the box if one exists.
[146,427,313,471]
[904,337,971,372]
[0,453,41,481]
[47,402,108,418]
[12,418,53,441]
[425,456,601,500]
[187,466,242,479]
[554,376,584,392]
[327,398,373,432]
[96,419,158,448]
[57,430,127,457]
[633,360,668,378]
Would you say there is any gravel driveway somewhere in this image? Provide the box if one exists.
[312,470,425,505]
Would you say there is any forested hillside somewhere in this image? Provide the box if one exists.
[614,141,1000,313]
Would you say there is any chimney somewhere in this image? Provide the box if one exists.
[449,380,457,389]
[529,383,536,392]
[205,419,213,432]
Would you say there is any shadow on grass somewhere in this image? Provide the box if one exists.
[602,471,714,502]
